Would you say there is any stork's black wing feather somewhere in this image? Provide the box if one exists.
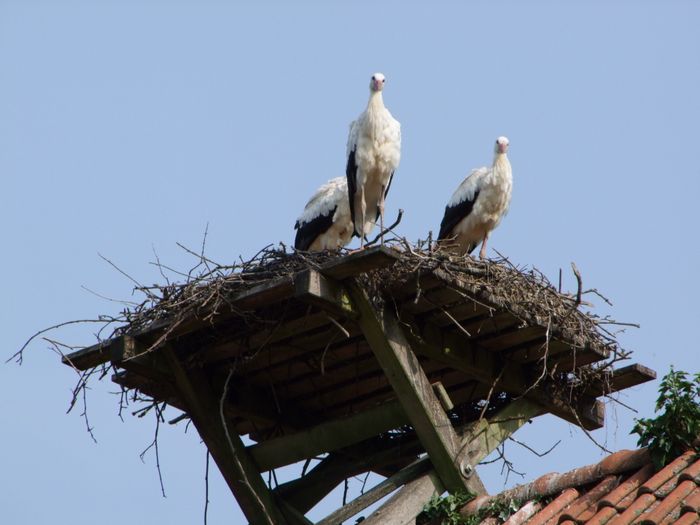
[438,190,480,241]
[294,207,336,251]
[346,148,359,236]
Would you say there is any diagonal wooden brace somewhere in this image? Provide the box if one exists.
[360,398,544,525]
[160,346,293,525]
[346,279,475,494]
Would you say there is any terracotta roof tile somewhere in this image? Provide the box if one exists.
[584,505,619,525]
[525,488,580,525]
[639,450,696,496]
[602,492,656,525]
[639,479,697,524]
[559,475,620,522]
[458,446,698,525]
[502,500,542,525]
[680,457,700,484]
[673,511,700,525]
[599,449,651,475]
[462,495,491,515]
[599,464,655,511]
[681,488,700,513]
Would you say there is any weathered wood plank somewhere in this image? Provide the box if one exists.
[62,275,298,371]
[294,268,357,319]
[316,458,433,525]
[363,469,444,525]
[407,320,605,430]
[248,400,408,472]
[199,309,336,364]
[347,279,472,494]
[273,430,424,513]
[161,346,289,525]
[62,340,113,370]
[584,363,656,396]
[320,245,400,280]
[361,399,543,525]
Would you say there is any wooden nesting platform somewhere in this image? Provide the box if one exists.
[62,246,655,525]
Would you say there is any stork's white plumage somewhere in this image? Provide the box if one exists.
[438,136,513,258]
[346,72,401,246]
[294,177,353,252]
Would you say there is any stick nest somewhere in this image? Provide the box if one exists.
[110,239,629,362]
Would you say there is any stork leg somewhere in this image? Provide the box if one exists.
[479,233,490,259]
[378,186,386,245]
[359,186,367,249]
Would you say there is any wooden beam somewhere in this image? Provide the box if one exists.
[62,274,298,371]
[274,454,364,515]
[160,346,289,525]
[294,269,357,319]
[273,433,422,514]
[346,279,472,494]
[248,400,408,472]
[319,245,400,280]
[431,268,611,362]
[361,470,444,525]
[361,399,543,525]
[110,337,298,433]
[583,363,657,396]
[316,458,433,525]
[407,320,605,430]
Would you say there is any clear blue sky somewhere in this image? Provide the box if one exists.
[3,2,699,524]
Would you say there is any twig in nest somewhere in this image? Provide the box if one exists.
[479,366,506,420]
[364,208,404,248]
[8,319,108,365]
[325,314,350,338]
[98,253,154,299]
[320,333,339,376]
[204,451,210,525]
[139,401,167,497]
[441,307,472,337]
[360,471,371,495]
[301,458,312,477]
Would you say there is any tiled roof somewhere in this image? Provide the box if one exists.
[460,447,700,525]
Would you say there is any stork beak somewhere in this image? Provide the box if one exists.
[372,79,381,91]
[498,143,508,154]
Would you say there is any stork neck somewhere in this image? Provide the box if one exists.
[493,153,510,171]
[367,91,385,113]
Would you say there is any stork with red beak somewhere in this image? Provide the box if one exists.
[346,72,401,247]
[438,136,513,258]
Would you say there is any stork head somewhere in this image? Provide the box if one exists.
[370,73,386,92]
[495,136,510,154]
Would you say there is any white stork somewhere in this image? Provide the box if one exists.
[294,177,354,251]
[438,136,512,258]
[346,72,401,247]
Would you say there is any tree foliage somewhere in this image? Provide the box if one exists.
[631,367,700,468]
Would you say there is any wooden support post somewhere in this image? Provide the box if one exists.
[316,458,433,525]
[360,399,543,525]
[274,455,358,515]
[248,399,407,472]
[346,280,471,494]
[273,431,423,514]
[160,346,291,525]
